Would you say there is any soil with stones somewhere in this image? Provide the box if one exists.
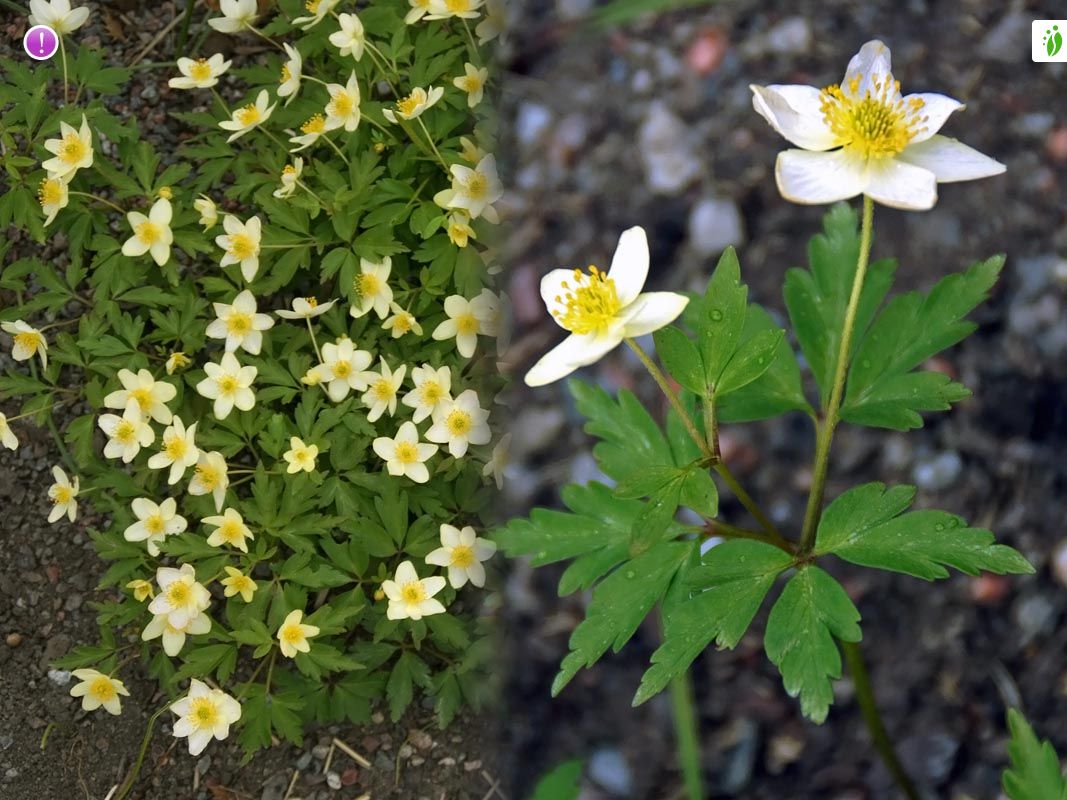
[499,1,1067,798]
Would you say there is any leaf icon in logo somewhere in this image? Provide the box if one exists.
[1045,25,1063,57]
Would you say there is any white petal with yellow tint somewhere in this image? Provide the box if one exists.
[904,94,964,143]
[896,135,1006,183]
[862,158,937,210]
[524,332,620,387]
[620,292,690,338]
[605,226,649,306]
[775,149,868,205]
[750,85,838,151]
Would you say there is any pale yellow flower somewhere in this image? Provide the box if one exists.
[426,388,491,458]
[29,0,90,34]
[206,290,275,355]
[197,352,258,420]
[402,364,452,423]
[426,0,483,20]
[216,215,262,282]
[126,578,154,602]
[169,54,231,90]
[372,421,437,483]
[350,257,393,319]
[38,176,68,226]
[194,196,218,230]
[290,114,326,152]
[69,669,128,715]
[283,436,319,474]
[2,320,47,368]
[207,0,257,33]
[320,338,373,402]
[273,158,303,199]
[0,412,19,451]
[328,13,365,60]
[203,507,254,553]
[277,609,320,657]
[293,0,339,28]
[149,564,211,629]
[189,450,229,512]
[278,43,302,104]
[381,303,423,339]
[170,680,241,756]
[221,567,257,602]
[324,72,361,132]
[124,497,187,556]
[219,90,275,143]
[147,416,199,485]
[453,63,488,108]
[359,359,406,423]
[382,561,447,620]
[425,524,496,588]
[41,115,93,180]
[383,86,443,123]
[103,367,177,424]
[276,296,336,320]
[47,466,78,523]
[98,404,155,463]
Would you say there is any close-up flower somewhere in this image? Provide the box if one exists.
[28,0,89,34]
[524,226,689,386]
[38,176,68,226]
[121,197,174,266]
[272,158,303,199]
[169,680,241,756]
[277,609,320,657]
[68,669,129,716]
[328,13,365,61]
[372,421,438,483]
[382,560,448,620]
[359,359,407,423]
[188,450,229,512]
[166,351,192,375]
[481,432,509,490]
[98,403,155,463]
[46,466,78,523]
[405,0,431,24]
[147,416,199,485]
[215,215,263,282]
[323,72,361,132]
[381,303,423,339]
[206,290,275,355]
[276,296,336,320]
[453,63,488,108]
[426,388,491,458]
[383,86,444,123]
[142,609,211,657]
[103,368,177,425]
[126,578,154,602]
[203,507,255,553]
[319,337,373,402]
[123,497,188,556]
[350,257,393,319]
[750,40,1005,210]
[426,0,483,20]
[197,352,258,420]
[168,54,231,89]
[425,524,496,588]
[194,195,218,229]
[403,364,453,423]
[219,90,275,143]
[220,567,257,602]
[0,413,18,451]
[1,320,47,368]
[277,44,303,104]
[283,436,319,474]
[41,114,93,180]
[431,294,491,358]
[293,0,339,29]
[447,211,476,248]
[436,155,502,222]
[207,0,257,33]
[290,113,326,151]
[149,564,211,629]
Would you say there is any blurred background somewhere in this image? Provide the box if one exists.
[498,1,1067,797]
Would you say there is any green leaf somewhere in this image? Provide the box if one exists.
[815,482,1034,580]
[569,379,677,481]
[696,247,747,389]
[529,760,584,800]
[635,539,791,704]
[783,203,896,407]
[653,326,705,395]
[386,651,430,721]
[553,540,692,696]
[715,317,783,396]
[764,566,861,724]
[1003,708,1067,800]
[842,255,1002,430]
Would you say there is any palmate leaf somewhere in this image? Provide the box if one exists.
[529,760,584,800]
[553,540,694,696]
[1003,709,1067,800]
[634,539,792,705]
[784,203,896,407]
[764,566,861,724]
[814,482,1033,580]
[842,255,1003,430]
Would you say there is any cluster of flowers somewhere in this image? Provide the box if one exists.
[1,0,508,757]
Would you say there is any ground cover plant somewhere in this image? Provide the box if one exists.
[498,39,1031,799]
[0,0,505,789]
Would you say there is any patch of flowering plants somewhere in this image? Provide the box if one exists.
[0,0,505,775]
[498,41,1032,798]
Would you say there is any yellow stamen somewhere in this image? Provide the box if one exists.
[552,265,621,335]
[819,73,926,159]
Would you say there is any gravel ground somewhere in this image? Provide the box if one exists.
[0,3,502,799]
[499,1,1067,798]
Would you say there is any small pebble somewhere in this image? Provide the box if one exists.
[5,633,21,647]
[326,771,342,790]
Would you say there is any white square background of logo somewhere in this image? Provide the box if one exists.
[1033,20,1067,61]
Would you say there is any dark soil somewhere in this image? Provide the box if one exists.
[0,4,502,800]
[499,1,1067,798]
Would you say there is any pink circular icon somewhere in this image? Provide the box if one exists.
[23,25,59,61]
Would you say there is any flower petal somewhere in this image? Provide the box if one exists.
[539,268,576,328]
[896,135,1006,183]
[842,40,893,98]
[863,158,937,210]
[620,292,690,338]
[774,149,867,205]
[750,84,838,151]
[905,94,964,143]
[606,226,649,306]
[524,332,620,387]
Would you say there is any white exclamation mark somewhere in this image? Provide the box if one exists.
[38,30,44,56]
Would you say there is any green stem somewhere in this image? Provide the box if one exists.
[667,656,704,799]
[704,517,793,555]
[712,463,782,541]
[69,191,124,214]
[58,34,68,104]
[115,705,168,800]
[798,194,874,554]
[842,640,919,800]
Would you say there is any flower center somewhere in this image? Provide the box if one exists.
[400,582,427,603]
[553,266,621,335]
[61,133,87,164]
[225,312,253,336]
[819,75,926,159]
[331,91,354,117]
[219,520,243,543]
[451,544,475,568]
[146,514,166,535]
[396,94,421,116]
[357,273,380,297]
[446,409,472,436]
[333,361,352,379]
[196,464,219,489]
[394,442,419,464]
[217,374,240,395]
[420,381,443,405]
[305,0,319,11]
[460,76,482,93]
[301,114,325,134]
[456,313,480,336]
[235,104,261,127]
[461,172,487,199]
[51,485,72,504]
[130,387,154,409]
[280,65,292,83]
[393,313,413,332]
[282,165,297,178]
[228,233,256,260]
[89,676,117,701]
[305,297,318,307]
[39,179,63,205]
[446,0,471,11]
[166,582,190,606]
[189,697,220,728]
[189,59,212,81]
[115,420,138,444]
[164,433,188,460]
[281,624,304,644]
[14,331,43,353]
[136,221,162,245]
[372,378,395,401]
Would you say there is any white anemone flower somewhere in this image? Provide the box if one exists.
[425,389,490,458]
[121,198,174,267]
[194,196,218,229]
[142,610,211,657]
[206,290,275,355]
[402,364,452,423]
[381,561,447,621]
[149,564,211,630]
[293,0,339,29]
[277,44,303,104]
[169,680,241,756]
[216,215,262,282]
[435,155,502,222]
[98,404,155,463]
[0,413,19,451]
[207,0,257,33]
[425,524,496,588]
[525,226,689,386]
[196,352,257,420]
[276,296,336,320]
[2,320,47,368]
[324,72,362,132]
[372,421,438,484]
[38,177,69,226]
[750,40,1005,211]
[328,13,365,61]
[103,368,176,424]
[453,63,488,108]
[426,0,483,20]
[273,158,303,199]
[219,90,275,143]
[169,54,231,90]
[41,115,93,180]
[358,359,406,423]
[290,114,326,152]
[383,86,444,123]
[320,338,373,402]
[189,450,229,512]
[47,466,79,523]
[148,416,200,485]
[124,497,188,556]
[350,257,393,319]
[69,669,129,715]
[28,0,90,34]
